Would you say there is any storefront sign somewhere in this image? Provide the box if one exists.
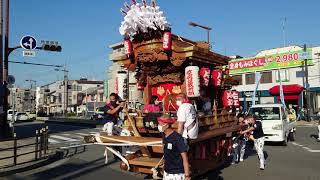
[229,49,313,75]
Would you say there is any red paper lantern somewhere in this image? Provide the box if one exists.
[199,68,211,87]
[137,83,144,91]
[222,90,233,107]
[212,69,222,87]
[163,31,172,51]
[124,39,133,57]
[232,90,240,107]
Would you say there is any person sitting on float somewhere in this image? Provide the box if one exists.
[143,95,161,113]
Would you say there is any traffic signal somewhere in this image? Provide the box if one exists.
[41,40,62,52]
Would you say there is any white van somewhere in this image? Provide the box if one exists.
[248,104,296,146]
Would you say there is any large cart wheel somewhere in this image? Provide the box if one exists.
[288,131,295,142]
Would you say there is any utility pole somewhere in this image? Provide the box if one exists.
[0,0,10,139]
[63,65,68,116]
[304,44,311,121]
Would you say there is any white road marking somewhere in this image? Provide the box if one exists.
[291,142,320,153]
[75,132,90,136]
[62,134,84,139]
[50,135,79,142]
[89,131,99,135]
[48,138,60,144]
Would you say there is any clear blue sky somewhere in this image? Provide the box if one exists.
[10,0,320,87]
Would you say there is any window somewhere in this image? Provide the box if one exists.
[233,75,243,85]
[100,94,104,102]
[260,71,272,84]
[245,73,255,85]
[277,69,290,82]
[73,95,76,100]
[77,86,82,91]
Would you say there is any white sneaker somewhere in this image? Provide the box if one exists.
[239,158,244,162]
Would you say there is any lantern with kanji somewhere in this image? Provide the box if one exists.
[212,69,222,87]
[185,66,200,97]
[222,90,234,107]
[232,90,240,107]
[137,83,144,91]
[163,30,172,51]
[199,67,211,87]
[124,38,133,58]
[116,71,128,100]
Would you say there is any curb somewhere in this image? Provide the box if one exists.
[0,150,64,177]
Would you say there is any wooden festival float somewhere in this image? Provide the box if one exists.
[85,0,241,178]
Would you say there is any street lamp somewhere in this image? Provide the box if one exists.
[188,21,212,48]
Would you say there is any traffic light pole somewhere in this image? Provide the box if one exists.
[0,0,10,139]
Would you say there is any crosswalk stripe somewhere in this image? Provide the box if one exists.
[62,133,83,139]
[75,132,90,136]
[48,138,60,144]
[50,135,79,142]
[89,131,100,135]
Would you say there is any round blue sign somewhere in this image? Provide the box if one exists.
[20,35,37,50]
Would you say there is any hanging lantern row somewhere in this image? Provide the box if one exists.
[222,90,240,107]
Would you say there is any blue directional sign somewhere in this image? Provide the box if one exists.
[20,35,37,50]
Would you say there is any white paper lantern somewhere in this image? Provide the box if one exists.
[116,72,127,100]
[185,66,200,97]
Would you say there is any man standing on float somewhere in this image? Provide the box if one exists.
[176,93,199,144]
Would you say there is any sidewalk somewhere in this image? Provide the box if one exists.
[296,120,318,126]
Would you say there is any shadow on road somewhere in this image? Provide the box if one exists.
[14,121,93,139]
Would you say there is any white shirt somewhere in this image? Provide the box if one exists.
[177,103,198,139]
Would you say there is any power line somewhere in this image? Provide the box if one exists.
[8,60,63,68]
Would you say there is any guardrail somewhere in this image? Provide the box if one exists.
[0,127,49,167]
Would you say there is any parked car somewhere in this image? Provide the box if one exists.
[7,109,17,122]
[90,107,106,121]
[15,112,29,121]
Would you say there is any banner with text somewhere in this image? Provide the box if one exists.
[229,49,313,75]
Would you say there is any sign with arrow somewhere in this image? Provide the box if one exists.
[20,35,37,50]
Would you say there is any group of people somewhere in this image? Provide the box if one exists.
[101,93,266,179]
[232,109,266,170]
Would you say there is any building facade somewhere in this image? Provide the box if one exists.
[36,79,104,115]
[108,42,143,107]
[229,45,320,113]
[9,87,36,113]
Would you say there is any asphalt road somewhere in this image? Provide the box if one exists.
[3,123,320,180]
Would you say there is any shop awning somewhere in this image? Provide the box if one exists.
[269,84,304,96]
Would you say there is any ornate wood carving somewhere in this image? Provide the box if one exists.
[148,73,183,86]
